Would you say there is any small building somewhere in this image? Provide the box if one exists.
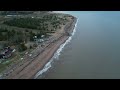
[39,39,44,42]
[3,48,13,59]
[41,35,45,38]
[0,46,14,59]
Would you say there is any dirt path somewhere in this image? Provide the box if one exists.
[6,35,68,79]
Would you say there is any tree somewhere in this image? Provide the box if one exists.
[18,43,27,52]
[30,45,33,49]
[25,29,29,32]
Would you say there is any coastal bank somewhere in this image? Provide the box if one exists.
[2,15,77,79]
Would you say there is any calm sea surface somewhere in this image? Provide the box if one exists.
[38,11,120,79]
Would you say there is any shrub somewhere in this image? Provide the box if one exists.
[30,45,33,49]
[18,43,27,52]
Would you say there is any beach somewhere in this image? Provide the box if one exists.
[2,15,77,79]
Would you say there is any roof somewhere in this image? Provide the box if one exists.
[0,47,13,56]
[4,50,12,56]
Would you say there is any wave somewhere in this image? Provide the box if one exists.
[34,18,78,79]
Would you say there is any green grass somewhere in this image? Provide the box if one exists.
[0,53,22,74]
[0,59,15,73]
[0,63,7,73]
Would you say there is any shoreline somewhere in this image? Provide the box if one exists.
[34,17,77,79]
[34,19,78,78]
[2,15,77,79]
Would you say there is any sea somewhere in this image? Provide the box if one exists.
[37,11,120,79]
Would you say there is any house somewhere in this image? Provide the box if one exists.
[3,49,12,59]
[0,46,14,59]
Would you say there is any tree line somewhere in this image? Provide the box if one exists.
[3,15,68,31]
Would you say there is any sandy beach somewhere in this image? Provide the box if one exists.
[3,15,77,79]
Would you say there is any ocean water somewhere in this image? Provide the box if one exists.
[38,11,120,79]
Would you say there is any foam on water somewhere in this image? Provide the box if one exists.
[34,18,78,79]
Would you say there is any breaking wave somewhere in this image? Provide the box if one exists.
[34,18,78,79]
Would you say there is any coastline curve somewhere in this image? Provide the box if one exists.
[34,18,78,79]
